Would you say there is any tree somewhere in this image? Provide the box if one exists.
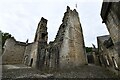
[1,31,12,49]
[86,47,92,53]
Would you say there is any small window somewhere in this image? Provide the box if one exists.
[30,58,33,67]
[42,33,46,39]
[112,57,118,69]
[62,25,65,28]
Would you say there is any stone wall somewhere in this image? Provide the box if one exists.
[29,42,38,68]
[0,31,2,56]
[105,2,120,44]
[101,2,120,56]
[47,42,60,69]
[97,35,119,74]
[100,2,120,75]
[33,17,48,70]
[92,52,100,66]
[53,6,87,69]
[23,43,33,66]
[2,38,26,64]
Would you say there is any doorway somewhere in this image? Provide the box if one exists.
[30,58,33,67]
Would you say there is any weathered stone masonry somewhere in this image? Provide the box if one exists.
[96,1,120,75]
[55,6,87,68]
[2,6,87,70]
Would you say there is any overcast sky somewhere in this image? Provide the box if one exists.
[0,0,109,47]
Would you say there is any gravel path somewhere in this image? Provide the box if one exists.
[53,64,119,78]
[2,64,119,79]
[2,64,53,79]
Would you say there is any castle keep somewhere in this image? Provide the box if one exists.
[2,6,87,69]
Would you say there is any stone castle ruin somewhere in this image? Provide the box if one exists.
[2,6,87,70]
[93,1,120,75]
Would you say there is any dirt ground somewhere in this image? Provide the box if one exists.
[2,64,119,79]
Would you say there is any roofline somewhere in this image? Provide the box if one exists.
[100,2,112,23]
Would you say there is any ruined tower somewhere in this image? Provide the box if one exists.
[34,17,48,69]
[53,6,87,69]
[34,17,48,43]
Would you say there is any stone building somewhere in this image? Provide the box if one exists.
[101,1,120,44]
[2,6,87,70]
[97,1,120,75]
[0,31,2,56]
[97,35,119,71]
[85,45,100,65]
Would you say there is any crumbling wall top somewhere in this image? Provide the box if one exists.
[41,17,48,23]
